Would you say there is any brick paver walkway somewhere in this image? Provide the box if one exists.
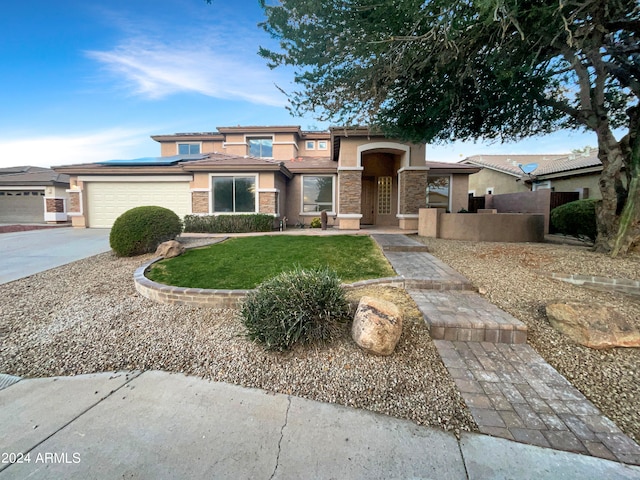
[372,234,640,466]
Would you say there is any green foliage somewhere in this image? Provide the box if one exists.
[110,206,182,257]
[550,199,597,241]
[309,217,322,228]
[240,267,351,351]
[183,214,274,233]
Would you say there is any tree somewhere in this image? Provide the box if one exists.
[259,0,640,256]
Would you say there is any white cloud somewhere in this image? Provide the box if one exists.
[0,128,156,169]
[86,35,286,107]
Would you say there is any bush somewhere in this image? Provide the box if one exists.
[550,199,597,240]
[240,267,351,351]
[110,206,183,257]
[183,214,274,233]
[309,217,322,228]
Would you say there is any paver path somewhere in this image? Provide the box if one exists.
[372,234,640,466]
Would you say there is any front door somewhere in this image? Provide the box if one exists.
[361,176,375,225]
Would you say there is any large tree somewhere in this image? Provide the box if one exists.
[258,0,640,256]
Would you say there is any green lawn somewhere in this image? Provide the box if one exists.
[146,235,396,289]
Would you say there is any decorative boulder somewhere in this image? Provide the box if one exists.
[545,301,640,349]
[352,296,403,356]
[155,240,185,259]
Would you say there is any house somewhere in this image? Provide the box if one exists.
[0,166,70,223]
[462,149,602,199]
[53,126,479,229]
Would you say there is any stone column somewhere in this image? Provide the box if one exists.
[337,168,363,229]
[191,191,210,214]
[398,168,428,230]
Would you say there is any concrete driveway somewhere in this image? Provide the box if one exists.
[0,228,111,284]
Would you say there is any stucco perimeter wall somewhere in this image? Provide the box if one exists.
[485,189,552,233]
[439,213,545,243]
[419,208,544,243]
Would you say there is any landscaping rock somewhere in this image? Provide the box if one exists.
[545,301,640,349]
[155,240,185,259]
[352,296,403,356]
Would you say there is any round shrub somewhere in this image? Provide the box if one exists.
[240,267,351,351]
[550,199,597,241]
[309,217,322,228]
[110,206,183,257]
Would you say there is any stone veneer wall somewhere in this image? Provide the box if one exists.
[399,170,428,214]
[46,198,64,213]
[68,192,81,213]
[191,191,209,214]
[338,170,362,214]
[259,191,277,215]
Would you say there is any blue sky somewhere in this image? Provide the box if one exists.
[0,0,601,169]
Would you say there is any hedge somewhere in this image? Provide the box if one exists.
[183,214,274,233]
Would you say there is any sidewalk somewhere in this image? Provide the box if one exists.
[1,371,639,479]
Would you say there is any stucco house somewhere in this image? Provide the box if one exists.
[53,126,479,229]
[462,149,602,199]
[0,166,70,223]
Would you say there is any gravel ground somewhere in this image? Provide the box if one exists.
[417,236,640,444]
[0,237,476,436]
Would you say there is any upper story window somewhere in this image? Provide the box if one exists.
[317,140,328,150]
[305,140,315,150]
[178,143,200,155]
[248,137,273,158]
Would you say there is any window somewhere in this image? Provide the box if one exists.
[248,137,273,158]
[178,143,200,155]
[305,140,315,150]
[212,176,256,213]
[302,175,334,212]
[378,176,392,215]
[427,175,450,209]
[317,140,328,150]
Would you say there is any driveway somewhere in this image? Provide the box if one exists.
[0,228,111,284]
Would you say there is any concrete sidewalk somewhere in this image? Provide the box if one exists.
[1,371,639,480]
[0,228,111,284]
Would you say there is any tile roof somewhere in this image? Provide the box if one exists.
[460,149,601,177]
[0,166,70,186]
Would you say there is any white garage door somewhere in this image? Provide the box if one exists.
[0,190,45,223]
[86,182,191,228]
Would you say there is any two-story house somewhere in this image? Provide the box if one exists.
[53,125,479,229]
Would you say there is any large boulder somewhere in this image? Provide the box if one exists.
[545,301,640,349]
[352,296,403,356]
[155,240,185,259]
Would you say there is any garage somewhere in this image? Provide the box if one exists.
[0,190,45,223]
[85,181,191,228]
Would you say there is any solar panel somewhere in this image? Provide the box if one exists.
[98,154,207,166]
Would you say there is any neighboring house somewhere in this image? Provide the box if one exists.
[0,166,70,223]
[53,125,480,229]
[461,149,602,199]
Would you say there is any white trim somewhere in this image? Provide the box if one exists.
[337,166,364,171]
[301,174,336,214]
[532,180,552,191]
[305,140,315,150]
[257,188,279,193]
[317,140,328,150]
[0,186,46,191]
[45,212,68,222]
[396,214,419,219]
[78,175,192,182]
[397,166,429,173]
[222,141,247,147]
[209,173,259,214]
[299,211,336,216]
[190,188,210,192]
[337,214,363,219]
[485,187,494,195]
[468,190,476,196]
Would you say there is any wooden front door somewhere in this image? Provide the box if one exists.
[361,176,375,225]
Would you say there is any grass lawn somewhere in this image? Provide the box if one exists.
[147,235,396,289]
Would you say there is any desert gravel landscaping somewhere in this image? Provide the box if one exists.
[0,237,476,436]
[2,234,639,445]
